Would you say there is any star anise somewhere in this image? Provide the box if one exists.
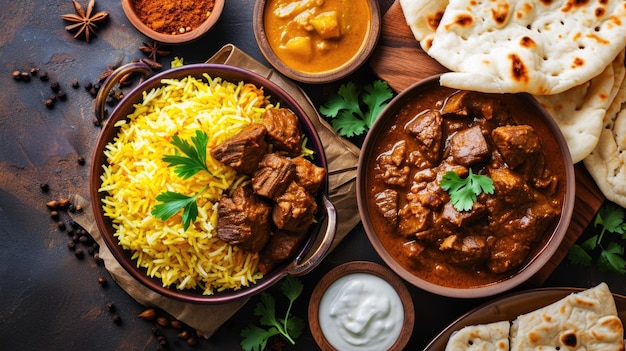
[139,41,171,62]
[60,0,109,42]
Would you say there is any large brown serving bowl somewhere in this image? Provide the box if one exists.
[91,62,336,304]
[357,75,575,299]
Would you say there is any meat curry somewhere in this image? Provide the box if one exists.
[365,87,567,288]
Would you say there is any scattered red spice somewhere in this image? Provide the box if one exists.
[133,0,216,35]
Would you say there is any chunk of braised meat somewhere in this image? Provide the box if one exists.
[261,108,302,156]
[397,201,431,237]
[440,201,487,228]
[210,123,268,175]
[449,125,491,166]
[405,109,443,163]
[217,186,273,253]
[439,234,490,266]
[491,125,541,171]
[488,167,534,206]
[374,189,399,227]
[252,153,296,200]
[272,181,317,232]
[403,240,426,261]
[377,141,410,187]
[258,229,308,274]
[441,91,512,124]
[488,200,559,273]
[292,156,326,193]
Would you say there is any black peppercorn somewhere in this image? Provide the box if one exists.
[74,248,84,258]
[20,72,30,81]
[44,99,54,109]
[50,211,59,220]
[57,90,67,101]
[77,156,86,165]
[39,71,49,81]
[50,81,60,92]
[83,81,92,90]
[106,302,116,312]
[30,67,38,76]
[40,183,49,192]
[97,277,107,286]
[112,314,122,325]
[67,241,76,250]
[57,221,66,231]
[71,80,80,89]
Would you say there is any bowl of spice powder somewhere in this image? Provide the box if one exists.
[121,0,224,44]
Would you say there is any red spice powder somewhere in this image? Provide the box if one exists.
[133,0,216,35]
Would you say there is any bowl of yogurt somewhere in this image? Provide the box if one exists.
[308,261,414,351]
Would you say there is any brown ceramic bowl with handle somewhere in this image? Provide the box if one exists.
[253,0,381,83]
[91,62,336,304]
[357,75,575,299]
[121,0,225,44]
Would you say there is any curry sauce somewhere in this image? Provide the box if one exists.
[263,0,371,73]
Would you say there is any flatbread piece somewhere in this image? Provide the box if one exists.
[510,283,624,351]
[445,321,510,351]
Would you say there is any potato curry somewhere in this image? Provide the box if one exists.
[365,87,567,288]
[263,0,371,73]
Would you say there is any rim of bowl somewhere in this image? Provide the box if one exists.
[120,0,225,44]
[252,0,381,84]
[356,75,576,299]
[308,261,414,351]
[90,63,329,304]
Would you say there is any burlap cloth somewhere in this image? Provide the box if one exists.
[69,44,361,337]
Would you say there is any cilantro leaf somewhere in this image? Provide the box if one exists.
[440,169,494,212]
[319,80,393,138]
[240,276,304,350]
[162,130,211,179]
[240,325,278,351]
[151,186,206,231]
[568,203,626,275]
[566,244,592,266]
[596,203,626,235]
[598,242,626,274]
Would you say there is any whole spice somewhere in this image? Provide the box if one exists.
[61,0,109,42]
[132,0,215,35]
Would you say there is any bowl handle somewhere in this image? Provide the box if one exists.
[94,61,153,125]
[286,195,337,276]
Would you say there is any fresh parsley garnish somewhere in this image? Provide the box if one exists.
[151,187,206,231]
[319,80,393,137]
[240,276,305,351]
[440,169,495,212]
[162,130,213,179]
[151,130,215,231]
[567,203,626,274]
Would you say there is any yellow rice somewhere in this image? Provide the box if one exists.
[99,74,274,294]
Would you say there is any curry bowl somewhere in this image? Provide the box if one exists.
[91,62,336,304]
[121,0,225,44]
[253,0,381,84]
[357,75,575,298]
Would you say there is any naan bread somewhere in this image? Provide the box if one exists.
[535,50,626,163]
[510,283,624,351]
[402,0,626,95]
[445,321,510,351]
[583,51,626,208]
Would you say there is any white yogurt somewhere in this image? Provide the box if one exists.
[318,273,404,351]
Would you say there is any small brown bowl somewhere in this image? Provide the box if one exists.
[357,75,576,299]
[309,261,414,351]
[253,0,381,84]
[121,0,225,44]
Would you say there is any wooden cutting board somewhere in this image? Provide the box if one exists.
[369,1,606,285]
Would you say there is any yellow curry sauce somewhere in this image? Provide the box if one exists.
[264,0,371,73]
